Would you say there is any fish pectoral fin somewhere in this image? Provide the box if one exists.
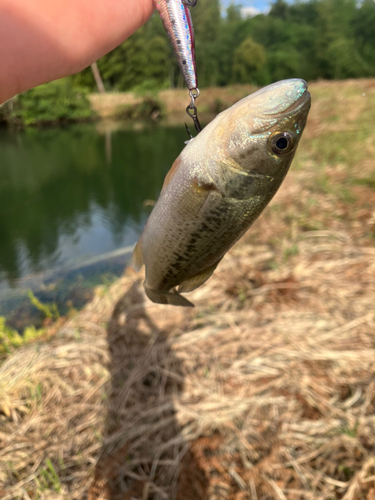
[192,176,218,195]
[161,156,182,194]
[132,236,144,272]
[178,260,221,293]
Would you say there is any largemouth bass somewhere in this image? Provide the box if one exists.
[133,79,311,307]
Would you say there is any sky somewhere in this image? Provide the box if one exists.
[221,0,274,16]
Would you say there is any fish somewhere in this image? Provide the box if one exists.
[132,79,311,307]
[154,0,197,92]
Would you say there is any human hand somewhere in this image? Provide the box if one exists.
[0,0,155,103]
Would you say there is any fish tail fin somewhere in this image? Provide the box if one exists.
[144,284,194,308]
[132,236,144,272]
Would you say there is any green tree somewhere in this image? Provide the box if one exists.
[98,29,169,91]
[70,0,374,91]
[353,1,375,75]
[267,47,302,81]
[232,37,267,84]
[191,0,222,87]
[315,0,368,79]
[215,5,248,86]
[191,0,221,43]
[325,37,370,79]
[226,3,242,23]
[12,0,375,103]
[269,0,290,21]
[73,13,170,92]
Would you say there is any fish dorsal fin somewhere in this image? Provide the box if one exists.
[178,259,221,293]
[132,235,144,271]
[161,156,182,194]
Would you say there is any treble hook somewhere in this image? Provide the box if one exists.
[182,0,198,6]
[184,123,194,142]
[186,103,202,134]
[186,88,202,134]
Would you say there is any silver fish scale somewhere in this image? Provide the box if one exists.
[154,0,197,90]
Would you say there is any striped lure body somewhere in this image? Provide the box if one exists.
[154,0,197,90]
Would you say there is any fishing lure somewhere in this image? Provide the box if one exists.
[153,0,202,133]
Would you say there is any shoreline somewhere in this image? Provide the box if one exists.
[1,79,373,128]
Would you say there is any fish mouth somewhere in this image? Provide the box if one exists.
[259,79,311,117]
[243,79,310,134]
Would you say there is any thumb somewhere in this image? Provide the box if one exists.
[0,0,155,103]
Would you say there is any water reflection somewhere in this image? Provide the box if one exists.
[0,122,187,287]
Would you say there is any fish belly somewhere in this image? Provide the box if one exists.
[142,191,261,299]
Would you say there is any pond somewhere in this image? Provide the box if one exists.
[0,121,189,329]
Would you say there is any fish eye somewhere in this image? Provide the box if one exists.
[270,132,295,155]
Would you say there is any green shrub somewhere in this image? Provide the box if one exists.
[0,99,15,124]
[0,316,45,357]
[9,78,94,126]
[27,290,60,321]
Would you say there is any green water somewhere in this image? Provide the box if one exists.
[0,122,188,328]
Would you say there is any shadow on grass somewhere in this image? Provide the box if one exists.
[89,280,207,500]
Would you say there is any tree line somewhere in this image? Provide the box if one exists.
[73,0,375,92]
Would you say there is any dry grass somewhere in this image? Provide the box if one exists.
[1,79,375,500]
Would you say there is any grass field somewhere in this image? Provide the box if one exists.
[1,79,375,500]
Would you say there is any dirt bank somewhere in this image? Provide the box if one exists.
[88,85,256,119]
